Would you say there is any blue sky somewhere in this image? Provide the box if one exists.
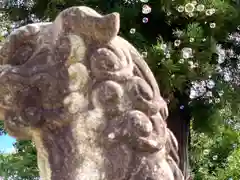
[0,135,16,153]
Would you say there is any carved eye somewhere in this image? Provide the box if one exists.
[16,86,42,108]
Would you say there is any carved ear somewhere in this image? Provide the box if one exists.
[0,23,51,65]
[52,6,120,44]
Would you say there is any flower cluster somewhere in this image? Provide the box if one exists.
[177,2,216,16]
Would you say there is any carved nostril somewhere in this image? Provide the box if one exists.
[16,86,42,107]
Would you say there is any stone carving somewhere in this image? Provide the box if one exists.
[0,6,184,180]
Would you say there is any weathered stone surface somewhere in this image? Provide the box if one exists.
[0,6,184,180]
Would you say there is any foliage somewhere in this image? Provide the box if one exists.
[190,120,240,180]
[0,140,38,180]
[217,147,240,180]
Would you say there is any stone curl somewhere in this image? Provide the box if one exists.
[88,38,183,179]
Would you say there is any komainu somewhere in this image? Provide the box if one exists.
[0,6,184,180]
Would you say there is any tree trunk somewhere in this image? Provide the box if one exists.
[167,104,191,180]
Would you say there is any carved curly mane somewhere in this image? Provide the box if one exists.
[0,6,183,180]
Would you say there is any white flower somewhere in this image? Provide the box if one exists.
[212,155,218,160]
[179,59,184,64]
[206,79,215,89]
[206,8,216,16]
[196,4,205,12]
[214,98,220,103]
[167,12,172,16]
[194,62,199,67]
[209,8,216,14]
[210,23,216,28]
[188,12,194,17]
[173,29,184,37]
[165,53,171,58]
[160,43,167,50]
[174,39,181,46]
[188,61,198,69]
[129,28,136,34]
[177,5,184,12]
[218,90,224,96]
[203,149,210,155]
[142,51,148,58]
[188,61,194,66]
[192,1,197,5]
[189,38,195,42]
[205,91,213,97]
[182,47,193,59]
[185,3,195,13]
[142,4,152,14]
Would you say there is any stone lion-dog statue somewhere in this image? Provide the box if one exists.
[0,6,183,180]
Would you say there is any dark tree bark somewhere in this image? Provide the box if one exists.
[167,92,191,180]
